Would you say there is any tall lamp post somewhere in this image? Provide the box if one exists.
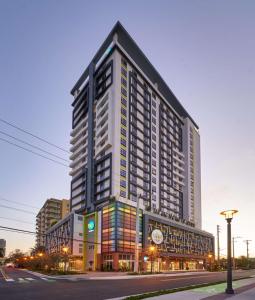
[208,254,213,271]
[149,246,155,274]
[220,209,238,294]
[63,247,69,272]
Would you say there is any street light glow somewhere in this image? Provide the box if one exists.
[150,246,155,252]
[220,210,238,220]
[63,247,69,253]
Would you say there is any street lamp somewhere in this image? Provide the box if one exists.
[208,254,213,271]
[149,246,155,274]
[62,247,69,272]
[38,252,43,257]
[220,209,238,294]
[63,247,69,253]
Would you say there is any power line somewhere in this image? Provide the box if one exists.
[0,225,143,253]
[0,196,40,210]
[0,137,69,167]
[0,130,69,162]
[0,216,34,225]
[0,204,37,215]
[0,117,69,153]
[0,225,98,246]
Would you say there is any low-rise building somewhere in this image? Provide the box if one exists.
[45,212,84,271]
[36,198,70,247]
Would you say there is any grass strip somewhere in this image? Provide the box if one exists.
[123,276,252,300]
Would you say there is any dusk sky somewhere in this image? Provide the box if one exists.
[0,0,254,258]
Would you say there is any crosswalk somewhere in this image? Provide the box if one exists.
[1,277,56,284]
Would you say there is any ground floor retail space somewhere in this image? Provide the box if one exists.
[100,252,205,272]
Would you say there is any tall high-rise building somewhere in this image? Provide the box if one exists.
[69,22,213,271]
[36,198,69,247]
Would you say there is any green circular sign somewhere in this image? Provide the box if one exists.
[88,220,95,232]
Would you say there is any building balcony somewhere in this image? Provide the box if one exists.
[69,143,87,160]
[69,161,86,177]
[70,125,87,145]
[69,152,87,169]
[70,117,87,137]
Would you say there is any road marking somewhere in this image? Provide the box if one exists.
[41,277,55,282]
[25,277,35,281]
[5,278,15,282]
[18,278,29,283]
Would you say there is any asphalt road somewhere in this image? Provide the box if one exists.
[0,268,255,300]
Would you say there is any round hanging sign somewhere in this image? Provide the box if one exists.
[151,229,163,245]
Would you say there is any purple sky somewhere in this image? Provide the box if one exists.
[0,0,254,257]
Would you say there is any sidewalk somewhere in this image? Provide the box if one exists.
[143,277,255,300]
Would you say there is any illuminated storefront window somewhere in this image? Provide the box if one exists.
[102,202,142,254]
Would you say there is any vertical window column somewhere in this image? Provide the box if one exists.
[120,58,128,198]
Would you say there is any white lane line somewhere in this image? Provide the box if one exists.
[25,277,35,281]
[5,278,15,282]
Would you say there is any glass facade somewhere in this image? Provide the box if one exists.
[102,202,142,254]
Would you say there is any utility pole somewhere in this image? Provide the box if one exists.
[244,240,252,268]
[217,225,220,265]
[134,194,141,273]
[232,236,242,270]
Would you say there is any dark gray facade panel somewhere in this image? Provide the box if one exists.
[86,62,95,212]
[71,21,198,128]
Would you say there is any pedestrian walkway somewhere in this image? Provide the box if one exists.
[143,277,255,300]
[0,276,56,284]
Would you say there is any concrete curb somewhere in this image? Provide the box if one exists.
[21,269,211,281]
[51,271,211,281]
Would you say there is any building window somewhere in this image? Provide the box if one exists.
[120,149,126,156]
[121,97,127,106]
[121,77,127,86]
[121,138,126,146]
[120,190,126,197]
[120,180,126,188]
[121,67,127,78]
[121,127,126,136]
[120,170,126,177]
[120,159,126,167]
[121,107,127,116]
[121,87,127,97]
[121,118,127,126]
